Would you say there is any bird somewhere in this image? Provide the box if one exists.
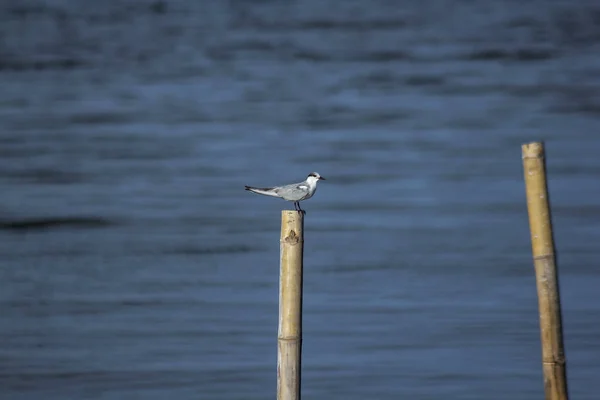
[244,172,326,214]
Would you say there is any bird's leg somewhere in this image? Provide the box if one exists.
[297,202,306,215]
[291,201,305,215]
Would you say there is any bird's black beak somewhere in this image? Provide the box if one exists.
[319,176,326,181]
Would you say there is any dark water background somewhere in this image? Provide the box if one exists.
[1,0,600,399]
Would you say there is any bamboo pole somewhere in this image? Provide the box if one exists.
[277,210,304,400]
[522,142,569,400]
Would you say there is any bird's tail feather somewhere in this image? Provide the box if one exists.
[244,186,280,198]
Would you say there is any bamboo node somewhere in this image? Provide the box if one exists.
[278,335,301,342]
[533,253,554,261]
[543,359,566,366]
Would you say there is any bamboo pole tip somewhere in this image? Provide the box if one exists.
[282,210,302,218]
[522,142,545,159]
[281,210,304,223]
[281,210,304,239]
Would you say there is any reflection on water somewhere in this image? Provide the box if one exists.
[1,0,600,399]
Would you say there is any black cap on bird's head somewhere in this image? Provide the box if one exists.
[307,172,325,181]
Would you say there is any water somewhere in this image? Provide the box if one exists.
[1,0,600,399]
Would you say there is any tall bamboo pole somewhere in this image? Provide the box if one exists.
[522,142,569,400]
[277,210,304,400]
